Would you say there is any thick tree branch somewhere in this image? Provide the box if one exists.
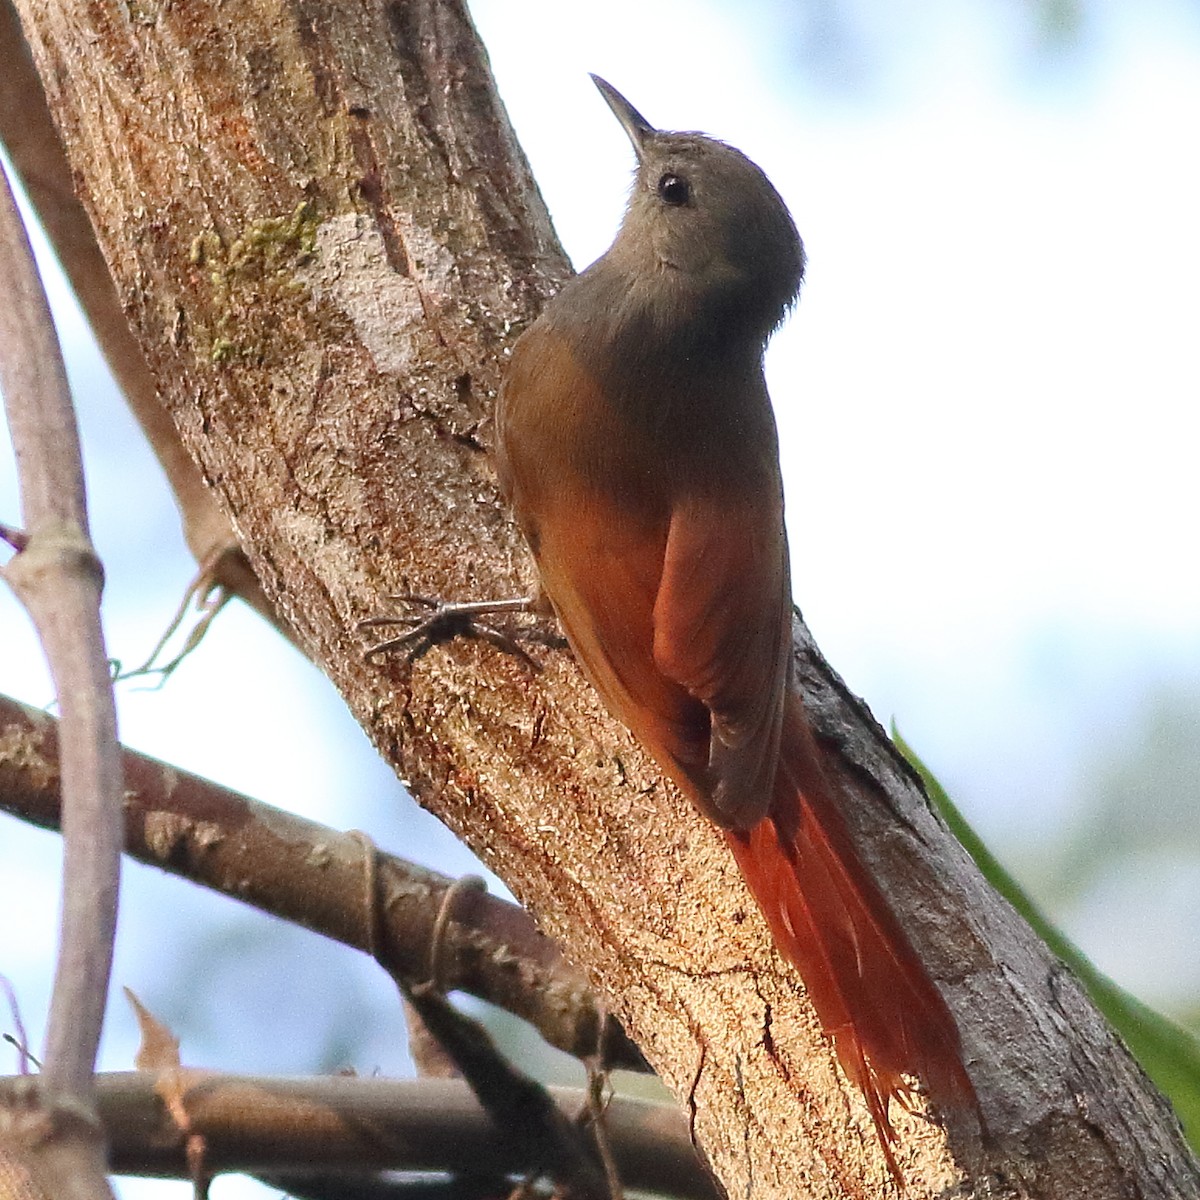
[0,157,116,1197]
[8,0,1198,1196]
[0,1073,718,1199]
[0,693,645,1072]
[0,0,282,638]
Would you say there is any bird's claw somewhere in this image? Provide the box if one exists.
[359,593,541,671]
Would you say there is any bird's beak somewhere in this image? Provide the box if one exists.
[590,75,654,162]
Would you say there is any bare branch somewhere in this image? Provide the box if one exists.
[0,693,646,1072]
[0,1073,719,1200]
[399,984,608,1200]
[0,155,116,1195]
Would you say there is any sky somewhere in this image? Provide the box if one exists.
[2,1,1200,1196]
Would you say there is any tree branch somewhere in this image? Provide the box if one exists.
[0,154,116,1197]
[0,693,645,1072]
[0,1073,719,1200]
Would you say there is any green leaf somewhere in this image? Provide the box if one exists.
[893,727,1200,1152]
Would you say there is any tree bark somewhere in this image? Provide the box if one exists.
[0,0,280,634]
[7,0,1197,1196]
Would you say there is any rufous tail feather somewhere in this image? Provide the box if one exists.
[726,696,976,1184]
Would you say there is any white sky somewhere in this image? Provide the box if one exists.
[2,3,1200,1195]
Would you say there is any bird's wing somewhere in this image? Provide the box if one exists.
[527,478,790,830]
[529,484,710,777]
[649,488,792,828]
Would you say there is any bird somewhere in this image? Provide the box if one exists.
[493,76,976,1182]
[366,75,976,1184]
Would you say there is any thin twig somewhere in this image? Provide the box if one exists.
[583,1018,624,1200]
[1,975,33,1075]
[0,151,120,1101]
[112,560,231,686]
[0,151,120,1200]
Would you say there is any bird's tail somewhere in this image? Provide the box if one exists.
[725,695,975,1182]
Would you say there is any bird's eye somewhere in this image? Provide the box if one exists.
[657,173,690,206]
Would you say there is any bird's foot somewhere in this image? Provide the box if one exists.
[359,593,542,670]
